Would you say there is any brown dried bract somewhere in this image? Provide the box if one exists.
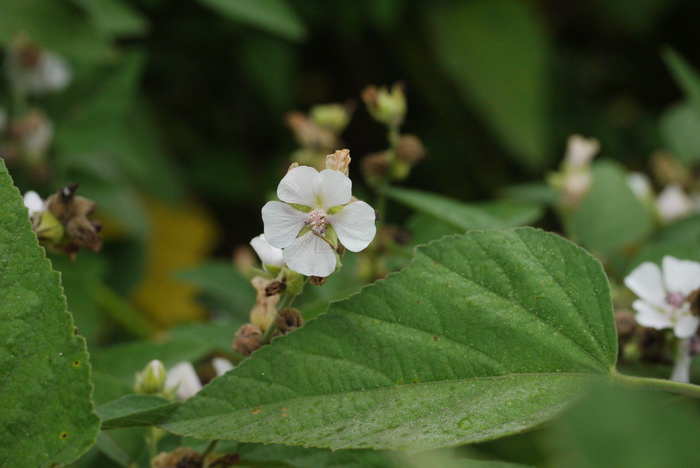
[265,280,286,297]
[233,323,263,356]
[274,307,304,335]
[310,275,327,286]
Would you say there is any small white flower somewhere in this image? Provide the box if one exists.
[657,183,693,224]
[627,172,653,201]
[23,191,45,216]
[564,134,599,170]
[261,166,376,277]
[165,362,202,401]
[625,256,700,339]
[250,234,284,271]
[166,359,234,401]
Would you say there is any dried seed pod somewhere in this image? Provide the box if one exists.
[274,307,304,335]
[233,323,263,356]
[396,134,426,165]
[151,447,202,468]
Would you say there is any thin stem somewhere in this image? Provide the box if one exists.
[146,426,159,461]
[613,371,700,399]
[671,338,692,383]
[94,283,158,339]
[201,439,219,458]
[261,285,304,345]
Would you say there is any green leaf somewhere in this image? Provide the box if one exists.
[98,395,179,430]
[198,0,307,41]
[162,228,617,450]
[662,48,700,118]
[178,261,256,319]
[548,383,700,467]
[69,0,149,36]
[0,0,111,61]
[568,161,653,257]
[428,0,551,170]
[383,186,543,231]
[0,160,100,466]
[659,101,700,165]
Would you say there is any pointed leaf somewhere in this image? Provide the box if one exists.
[0,160,100,466]
[382,186,543,230]
[162,228,617,450]
[428,0,551,169]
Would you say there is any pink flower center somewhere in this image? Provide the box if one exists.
[305,210,327,235]
[666,291,686,308]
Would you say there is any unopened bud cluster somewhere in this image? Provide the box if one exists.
[23,183,103,259]
[286,103,354,169]
[359,83,426,186]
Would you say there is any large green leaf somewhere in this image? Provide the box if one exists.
[428,0,551,170]
[0,160,100,466]
[568,161,653,257]
[198,0,307,41]
[382,186,543,231]
[162,228,617,450]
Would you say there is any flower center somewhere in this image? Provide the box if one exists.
[666,292,686,308]
[305,210,327,235]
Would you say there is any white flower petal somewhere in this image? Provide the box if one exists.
[674,315,700,339]
[314,169,352,211]
[662,256,700,297]
[277,166,319,206]
[657,184,693,224]
[23,191,45,216]
[262,201,306,248]
[250,234,284,268]
[565,134,599,170]
[283,231,337,277]
[631,300,673,330]
[166,362,203,401]
[327,201,377,252]
[624,262,666,308]
[212,357,234,376]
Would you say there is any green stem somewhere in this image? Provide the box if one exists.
[93,283,158,339]
[261,287,302,345]
[146,426,159,461]
[202,439,219,459]
[613,372,700,399]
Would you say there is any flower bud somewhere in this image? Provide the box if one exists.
[134,360,167,395]
[250,234,284,274]
[361,151,391,186]
[233,323,263,356]
[165,362,203,400]
[325,149,352,176]
[286,111,336,150]
[274,307,304,335]
[250,276,280,331]
[395,134,426,165]
[361,83,406,127]
[310,103,353,133]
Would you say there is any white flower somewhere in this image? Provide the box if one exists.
[261,166,376,277]
[23,191,45,216]
[165,362,202,401]
[564,134,599,170]
[166,359,234,401]
[250,234,284,271]
[627,172,653,201]
[657,183,693,224]
[624,256,700,339]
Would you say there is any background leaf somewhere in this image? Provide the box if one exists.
[162,228,617,450]
[197,0,307,41]
[0,160,100,466]
[383,186,543,231]
[568,160,653,257]
[428,0,551,170]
